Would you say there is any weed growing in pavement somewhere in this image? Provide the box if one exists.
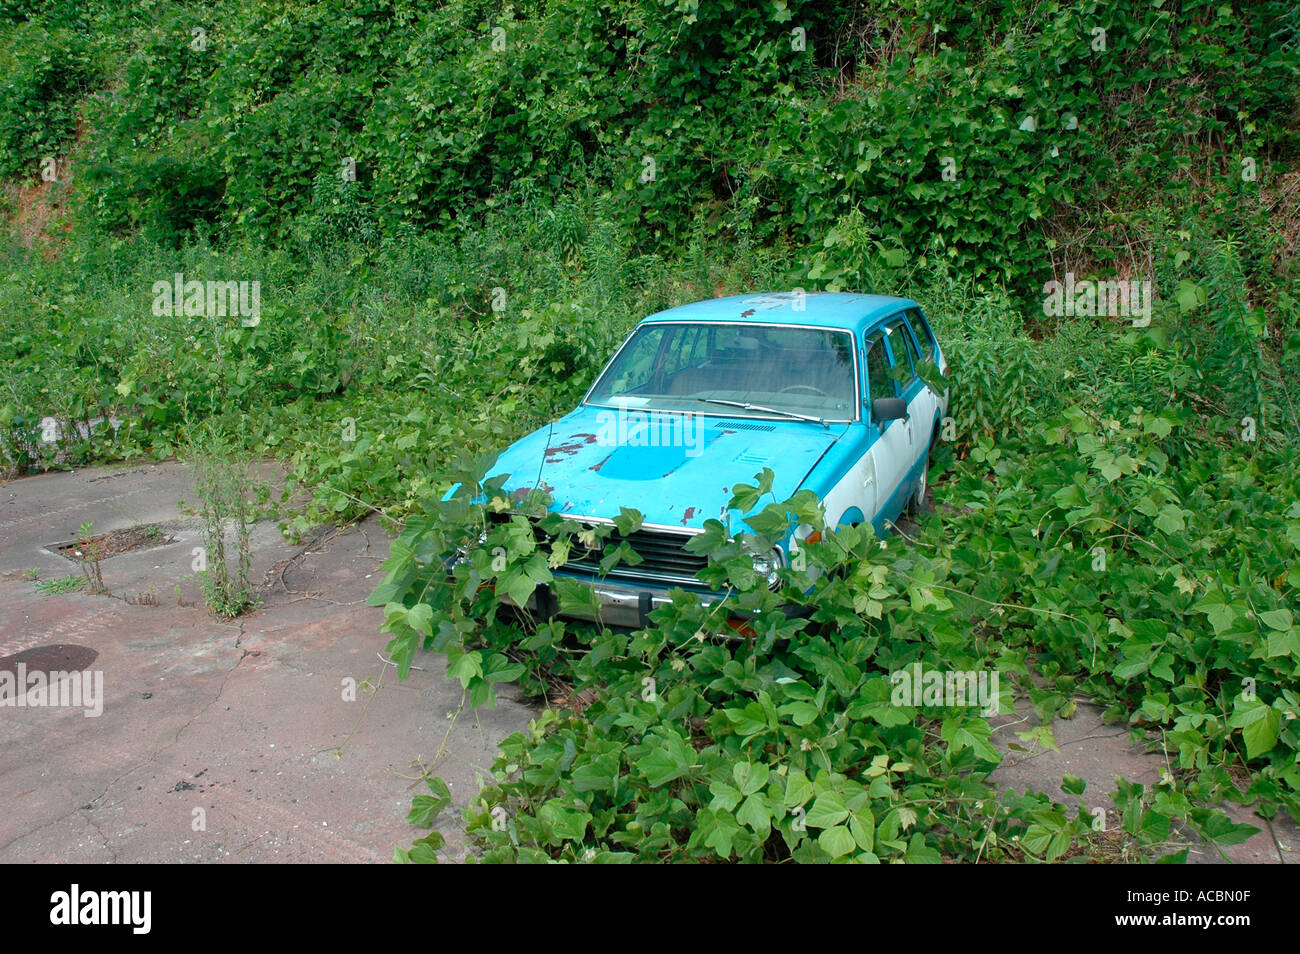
[183,423,261,618]
[74,522,107,594]
[33,574,85,595]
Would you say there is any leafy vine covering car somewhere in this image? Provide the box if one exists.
[463,291,948,628]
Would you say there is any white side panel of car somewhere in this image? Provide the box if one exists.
[908,385,938,457]
[819,439,878,528]
[872,417,911,514]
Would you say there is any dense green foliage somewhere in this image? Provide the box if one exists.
[2,0,1296,290]
[1,0,1298,862]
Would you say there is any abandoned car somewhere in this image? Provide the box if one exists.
[460,291,948,627]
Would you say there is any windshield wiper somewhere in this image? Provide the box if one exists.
[694,398,828,427]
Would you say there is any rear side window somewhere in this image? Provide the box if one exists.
[905,308,937,362]
[887,320,921,372]
[883,320,919,390]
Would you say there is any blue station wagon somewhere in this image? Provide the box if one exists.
[472,291,948,628]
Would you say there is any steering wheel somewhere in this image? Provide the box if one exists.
[779,384,829,397]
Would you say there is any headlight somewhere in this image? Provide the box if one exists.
[448,529,490,570]
[742,541,784,587]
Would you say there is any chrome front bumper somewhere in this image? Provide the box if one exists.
[501,577,722,629]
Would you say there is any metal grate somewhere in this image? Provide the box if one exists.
[489,512,705,583]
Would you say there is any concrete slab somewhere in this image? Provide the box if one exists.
[0,462,538,863]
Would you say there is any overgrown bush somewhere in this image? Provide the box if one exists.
[6,0,1293,295]
[0,23,94,178]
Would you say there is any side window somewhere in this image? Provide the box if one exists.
[863,331,895,404]
[884,319,919,389]
[905,308,937,362]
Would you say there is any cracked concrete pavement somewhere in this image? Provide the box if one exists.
[0,461,537,863]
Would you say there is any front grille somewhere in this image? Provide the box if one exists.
[568,525,707,581]
[488,511,705,584]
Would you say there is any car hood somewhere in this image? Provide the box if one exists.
[488,405,848,531]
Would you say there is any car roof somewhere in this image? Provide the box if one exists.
[639,292,918,334]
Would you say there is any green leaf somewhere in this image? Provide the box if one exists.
[701,809,740,858]
[1259,608,1293,631]
[905,833,941,864]
[806,791,849,829]
[1228,698,1282,759]
[1174,279,1206,313]
[818,824,856,858]
[1061,774,1087,796]
[1195,810,1261,847]
[941,716,1000,762]
[684,519,727,554]
[446,648,483,688]
[783,769,813,809]
[537,799,592,845]
[848,810,875,852]
[498,566,537,609]
[613,507,644,535]
[736,794,771,838]
[728,482,763,514]
[779,700,821,726]
[396,831,444,863]
[407,794,446,827]
[1154,505,1185,535]
[405,602,433,636]
[638,731,697,787]
[1266,628,1300,659]
[1193,589,1239,635]
[732,761,770,796]
[1022,824,1071,861]
[709,781,743,813]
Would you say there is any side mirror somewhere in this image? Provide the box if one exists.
[871,397,907,423]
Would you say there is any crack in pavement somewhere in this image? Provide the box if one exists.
[162,645,256,752]
[80,806,120,863]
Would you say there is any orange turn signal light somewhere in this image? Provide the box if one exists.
[724,617,758,640]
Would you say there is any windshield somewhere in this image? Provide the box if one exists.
[585,323,858,421]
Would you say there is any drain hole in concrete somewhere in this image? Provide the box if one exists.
[0,644,100,677]
[49,523,177,563]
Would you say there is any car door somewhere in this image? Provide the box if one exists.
[884,315,937,460]
[861,328,911,529]
[901,307,943,444]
